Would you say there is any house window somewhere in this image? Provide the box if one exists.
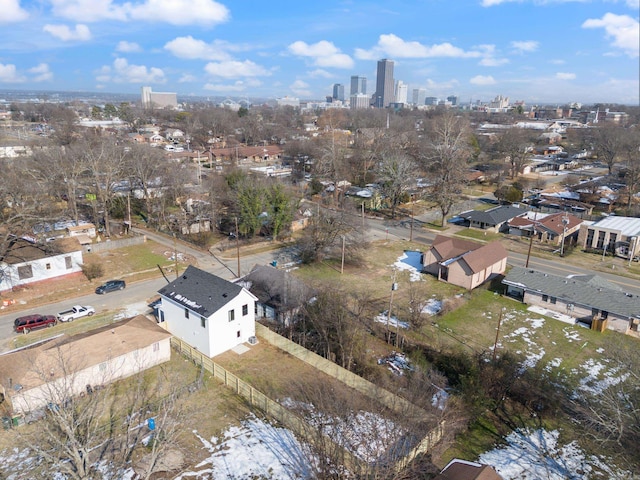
[159,311,165,323]
[153,342,159,352]
[45,263,51,270]
[597,231,606,249]
[550,297,557,304]
[255,303,258,315]
[201,316,206,328]
[237,330,241,338]
[242,304,248,316]
[586,228,595,248]
[602,311,609,319]
[65,256,73,269]
[184,308,189,319]
[542,294,549,302]
[228,309,235,322]
[17,265,33,280]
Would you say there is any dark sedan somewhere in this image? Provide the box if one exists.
[95,280,126,294]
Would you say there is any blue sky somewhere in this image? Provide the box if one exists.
[0,0,638,105]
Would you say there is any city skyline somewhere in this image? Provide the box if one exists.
[0,0,638,105]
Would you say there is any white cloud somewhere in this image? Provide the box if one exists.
[289,80,312,97]
[625,0,639,8]
[49,0,128,22]
[550,59,565,65]
[0,0,29,23]
[482,0,589,5]
[164,36,233,61]
[0,63,26,83]
[424,78,461,93]
[583,13,639,57]
[204,60,269,78]
[97,57,166,84]
[29,63,53,82]
[43,23,92,41]
[556,72,576,80]
[355,34,483,60]
[204,81,249,93]
[309,69,334,78]
[288,40,354,69]
[49,0,229,26]
[470,75,496,85]
[481,0,520,6]
[511,40,539,53]
[128,0,229,26]
[178,74,197,83]
[116,41,142,53]
[480,57,509,66]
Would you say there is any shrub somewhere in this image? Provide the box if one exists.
[81,263,104,281]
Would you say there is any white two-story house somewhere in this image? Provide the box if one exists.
[157,265,257,357]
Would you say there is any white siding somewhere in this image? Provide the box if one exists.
[160,289,256,358]
[0,250,83,292]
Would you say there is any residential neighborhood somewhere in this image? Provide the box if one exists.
[0,79,638,479]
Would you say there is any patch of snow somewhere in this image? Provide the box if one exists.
[479,428,632,479]
[421,298,442,316]
[393,251,423,282]
[175,414,315,479]
[374,311,409,329]
[378,351,414,375]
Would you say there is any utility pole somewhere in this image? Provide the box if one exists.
[409,194,414,242]
[235,217,241,278]
[341,235,345,274]
[560,212,570,257]
[525,211,537,268]
[173,234,179,280]
[361,202,365,229]
[386,269,398,344]
[492,308,504,362]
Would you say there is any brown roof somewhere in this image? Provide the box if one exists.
[430,235,507,274]
[434,459,503,480]
[432,235,483,260]
[537,213,582,235]
[0,315,171,391]
[461,241,508,273]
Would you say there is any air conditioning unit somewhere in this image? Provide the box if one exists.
[248,336,258,345]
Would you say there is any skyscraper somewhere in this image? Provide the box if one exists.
[395,80,408,105]
[350,75,367,95]
[332,84,345,102]
[412,88,427,106]
[374,59,394,108]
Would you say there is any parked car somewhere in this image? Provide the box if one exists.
[14,314,57,333]
[95,280,126,294]
[57,305,95,322]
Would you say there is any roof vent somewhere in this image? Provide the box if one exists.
[222,293,228,298]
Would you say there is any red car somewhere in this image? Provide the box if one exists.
[14,314,57,333]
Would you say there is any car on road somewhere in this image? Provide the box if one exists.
[95,280,126,294]
[14,314,57,333]
[57,305,95,322]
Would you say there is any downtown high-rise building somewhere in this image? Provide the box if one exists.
[412,88,427,106]
[350,75,367,95]
[332,83,345,102]
[373,59,395,108]
[395,80,408,105]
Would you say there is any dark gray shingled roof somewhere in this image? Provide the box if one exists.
[158,265,243,317]
[503,266,640,319]
[460,205,525,226]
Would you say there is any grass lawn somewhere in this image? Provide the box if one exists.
[454,229,501,242]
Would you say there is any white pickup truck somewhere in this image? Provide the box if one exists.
[58,305,95,322]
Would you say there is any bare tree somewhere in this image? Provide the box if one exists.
[493,128,537,178]
[123,143,169,220]
[376,152,416,218]
[421,113,471,226]
[589,123,627,175]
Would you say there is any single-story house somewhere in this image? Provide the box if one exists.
[423,235,508,290]
[0,237,84,292]
[507,212,583,245]
[0,315,172,416]
[237,264,313,326]
[459,205,525,233]
[577,215,640,260]
[433,458,503,480]
[157,265,258,358]
[66,223,96,239]
[502,266,640,334]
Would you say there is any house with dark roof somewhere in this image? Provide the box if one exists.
[507,211,583,245]
[433,459,503,480]
[503,266,640,334]
[237,264,313,327]
[157,265,258,357]
[423,235,508,290]
[0,315,172,416]
[459,205,525,232]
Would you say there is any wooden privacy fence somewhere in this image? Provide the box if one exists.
[171,332,445,474]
